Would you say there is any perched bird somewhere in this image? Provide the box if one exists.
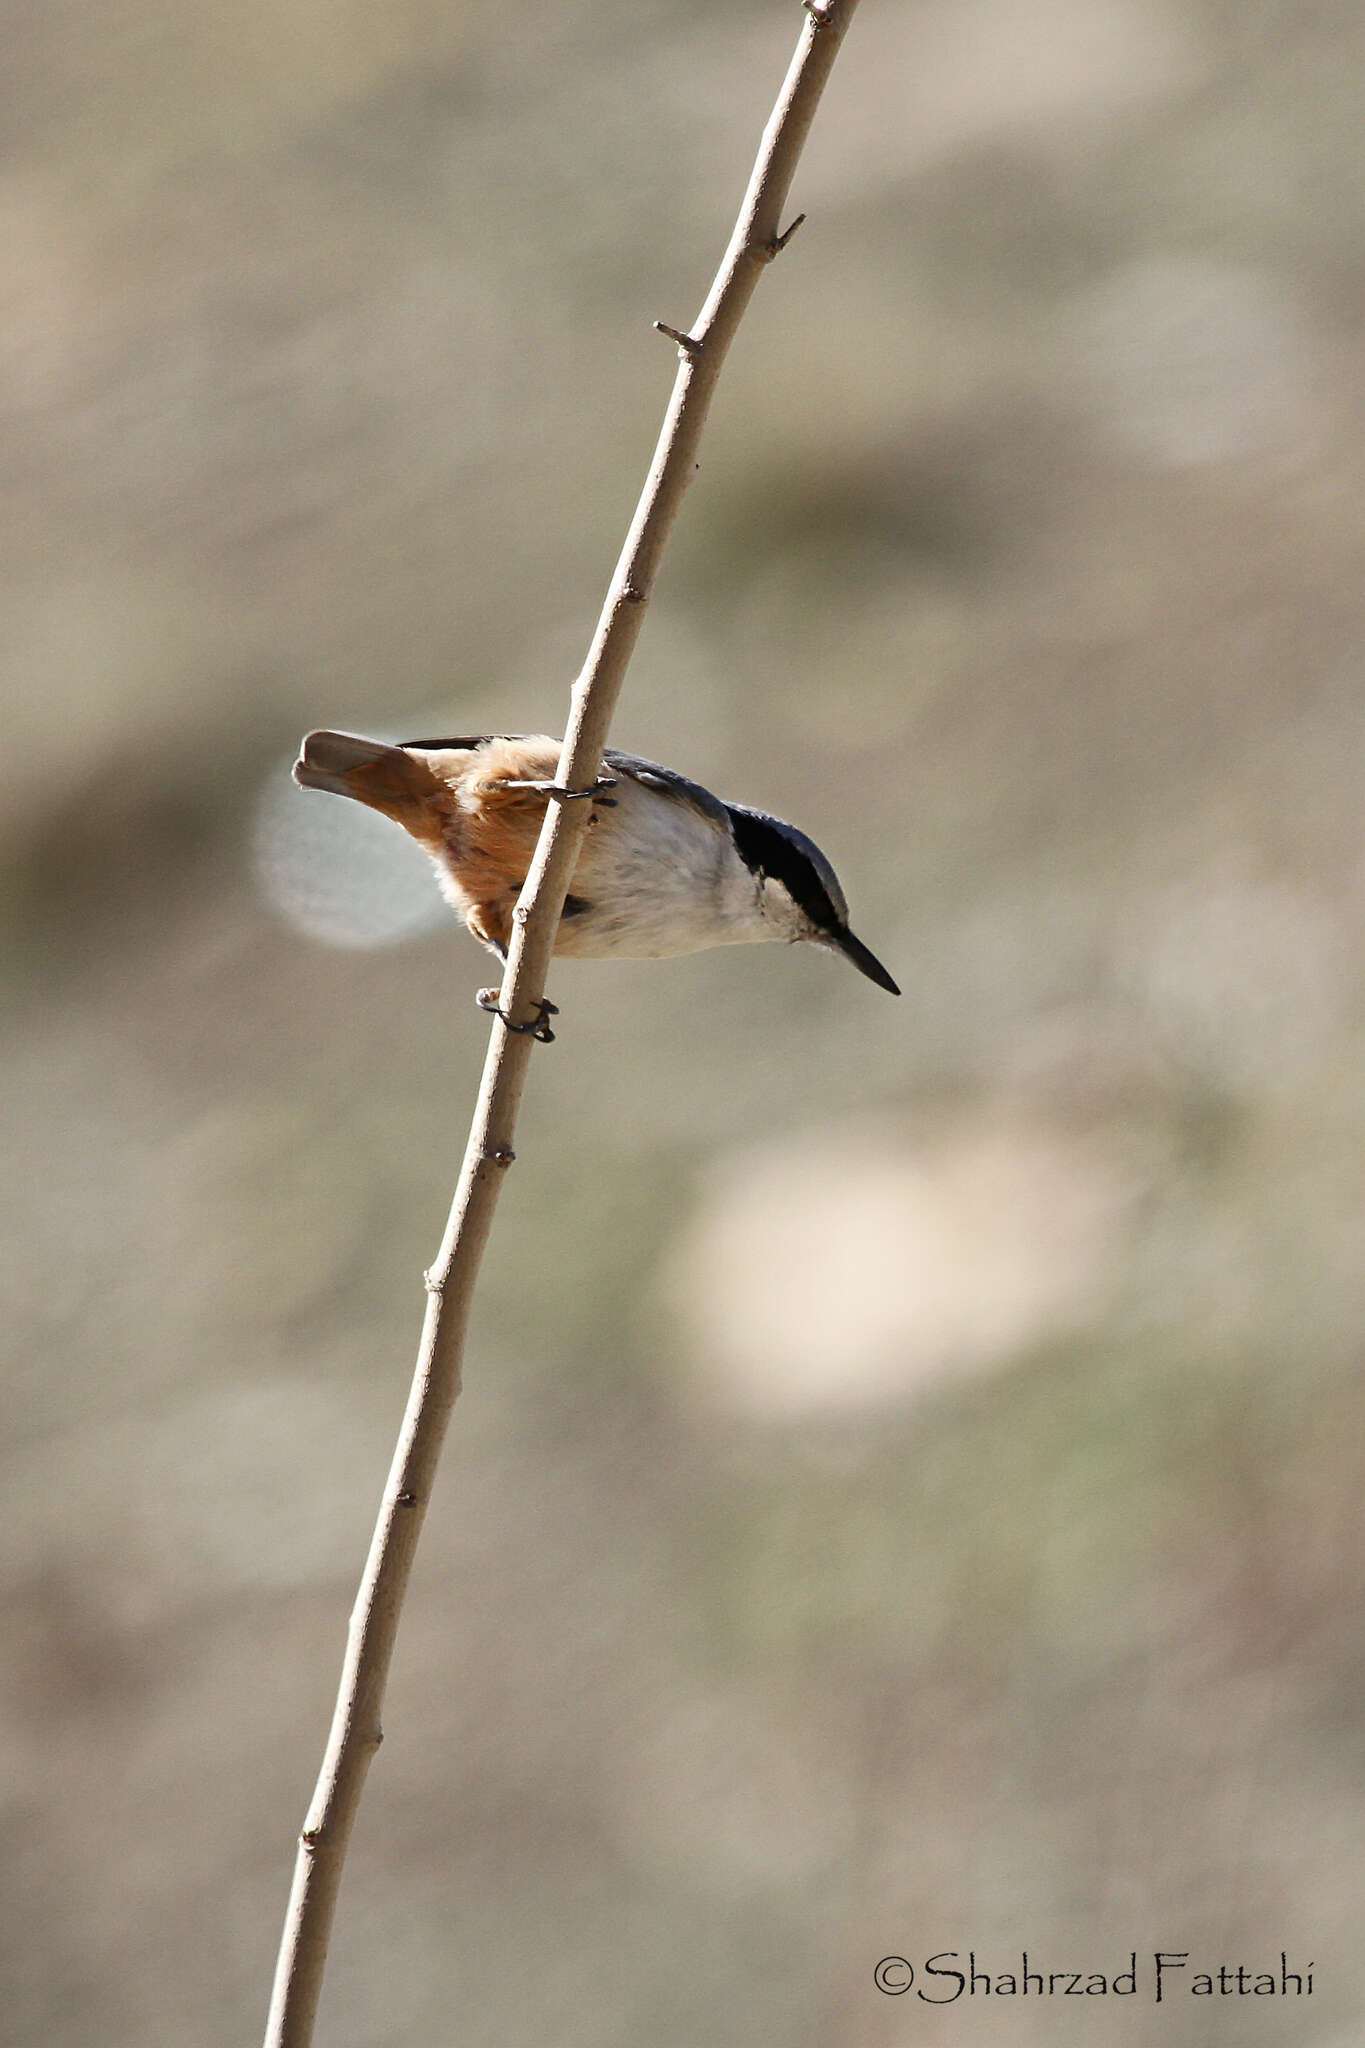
[293,730,899,994]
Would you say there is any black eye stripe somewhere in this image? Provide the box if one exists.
[724,805,844,934]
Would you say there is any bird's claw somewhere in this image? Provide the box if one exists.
[476,988,560,1043]
[500,775,618,808]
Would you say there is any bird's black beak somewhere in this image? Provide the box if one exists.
[831,926,900,995]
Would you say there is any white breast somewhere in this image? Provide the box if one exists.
[555,774,775,959]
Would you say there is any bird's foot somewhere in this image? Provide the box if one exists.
[499,774,618,808]
[476,988,560,1043]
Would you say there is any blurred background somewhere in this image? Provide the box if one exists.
[5,0,1365,2041]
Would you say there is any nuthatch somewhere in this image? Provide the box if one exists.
[293,730,899,995]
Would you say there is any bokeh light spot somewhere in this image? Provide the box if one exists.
[250,747,448,949]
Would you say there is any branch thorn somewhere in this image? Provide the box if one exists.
[769,212,807,257]
[653,320,703,355]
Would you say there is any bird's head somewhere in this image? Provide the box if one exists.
[725,804,900,995]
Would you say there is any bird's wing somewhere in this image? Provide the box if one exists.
[401,734,504,751]
[403,738,728,831]
[603,750,732,829]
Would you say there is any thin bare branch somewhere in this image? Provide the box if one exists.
[263,4,862,2041]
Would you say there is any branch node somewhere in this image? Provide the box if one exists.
[621,584,647,605]
[394,1490,419,1508]
[653,320,703,355]
[483,1146,516,1169]
[423,1268,443,1296]
[803,0,838,26]
[300,1829,321,1851]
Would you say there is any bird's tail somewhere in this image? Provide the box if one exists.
[293,730,446,834]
